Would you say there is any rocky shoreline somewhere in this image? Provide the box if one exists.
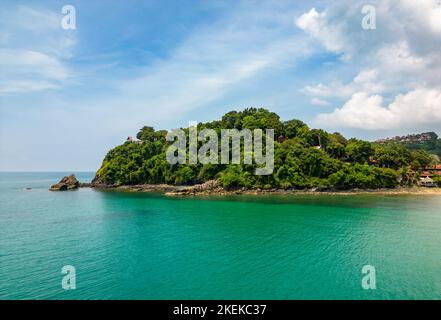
[91,180,441,196]
[50,175,441,195]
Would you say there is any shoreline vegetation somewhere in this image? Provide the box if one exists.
[81,108,441,195]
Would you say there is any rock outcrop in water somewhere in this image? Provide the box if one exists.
[50,174,80,191]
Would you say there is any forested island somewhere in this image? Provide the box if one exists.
[91,108,441,194]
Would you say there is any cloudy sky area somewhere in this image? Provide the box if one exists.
[0,0,440,171]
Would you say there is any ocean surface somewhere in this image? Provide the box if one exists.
[1,172,440,300]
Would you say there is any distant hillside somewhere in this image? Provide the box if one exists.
[375,132,441,158]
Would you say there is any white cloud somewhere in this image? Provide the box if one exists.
[304,83,350,98]
[296,1,441,61]
[297,0,441,130]
[0,50,68,80]
[303,69,384,99]
[398,0,441,35]
[0,49,70,95]
[376,41,428,74]
[295,8,348,56]
[316,88,441,130]
[0,5,75,95]
[310,98,331,107]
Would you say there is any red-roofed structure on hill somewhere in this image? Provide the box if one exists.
[427,165,441,176]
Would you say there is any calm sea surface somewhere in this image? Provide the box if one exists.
[1,172,440,299]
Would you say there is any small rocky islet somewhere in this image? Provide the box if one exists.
[49,174,90,191]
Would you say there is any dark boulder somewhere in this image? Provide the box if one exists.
[50,174,80,191]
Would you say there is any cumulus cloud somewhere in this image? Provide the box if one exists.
[398,0,441,35]
[303,69,384,99]
[295,8,348,56]
[297,0,441,130]
[316,88,441,130]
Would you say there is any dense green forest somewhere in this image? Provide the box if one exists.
[93,108,439,190]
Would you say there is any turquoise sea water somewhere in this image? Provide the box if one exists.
[1,172,440,300]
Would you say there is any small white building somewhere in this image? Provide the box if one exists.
[126,136,142,144]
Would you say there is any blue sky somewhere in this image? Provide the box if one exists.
[1,0,441,171]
